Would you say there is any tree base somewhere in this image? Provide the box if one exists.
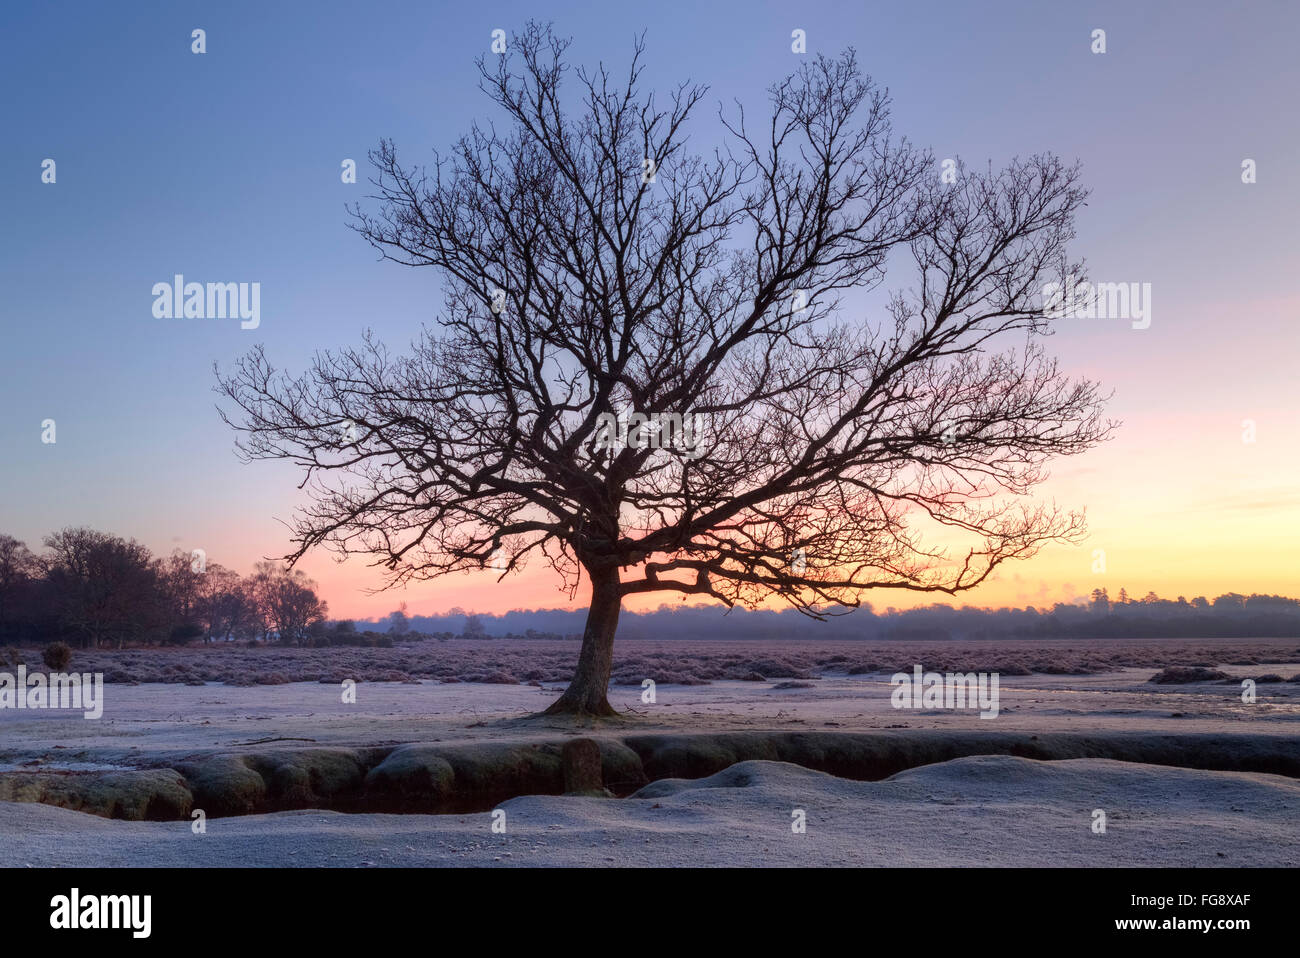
[541,693,620,719]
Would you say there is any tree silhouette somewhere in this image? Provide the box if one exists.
[218,24,1112,715]
[0,534,38,638]
[43,528,165,648]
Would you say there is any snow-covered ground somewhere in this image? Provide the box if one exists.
[3,639,1298,867]
[3,756,1296,867]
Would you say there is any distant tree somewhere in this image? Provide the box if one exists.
[43,528,165,648]
[1244,593,1298,611]
[194,564,255,642]
[386,603,411,636]
[160,550,206,637]
[218,25,1111,714]
[250,562,328,645]
[463,613,487,638]
[0,535,39,638]
[246,562,281,642]
[1117,588,1129,605]
[1089,587,1109,614]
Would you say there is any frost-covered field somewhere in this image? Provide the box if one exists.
[1,637,1298,757]
[6,636,1298,686]
[3,637,1298,867]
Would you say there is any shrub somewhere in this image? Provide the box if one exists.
[42,642,72,671]
[1148,666,1230,684]
[168,623,205,645]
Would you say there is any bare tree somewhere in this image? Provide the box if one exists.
[218,24,1112,715]
[194,563,257,642]
[0,535,38,638]
[248,561,328,646]
[43,528,165,648]
[160,550,204,633]
[386,602,411,636]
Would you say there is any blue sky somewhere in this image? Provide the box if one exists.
[2,0,1297,617]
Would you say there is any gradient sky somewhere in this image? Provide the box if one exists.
[2,0,1297,620]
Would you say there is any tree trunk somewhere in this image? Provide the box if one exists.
[544,564,622,717]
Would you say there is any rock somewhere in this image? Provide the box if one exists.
[0,769,192,821]
[247,749,365,808]
[363,746,456,810]
[174,756,267,817]
[593,740,648,794]
[561,738,603,794]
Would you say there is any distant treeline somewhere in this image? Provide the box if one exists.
[2,529,1295,646]
[0,529,334,648]
[383,587,1300,642]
